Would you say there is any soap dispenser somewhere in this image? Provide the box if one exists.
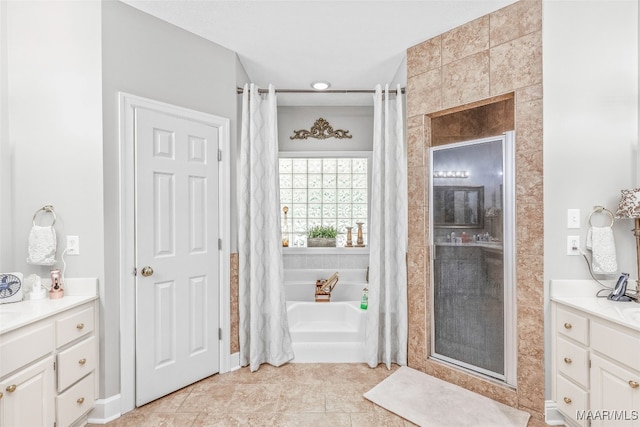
[29,274,47,300]
[49,269,64,299]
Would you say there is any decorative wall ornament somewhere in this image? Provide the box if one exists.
[290,117,352,140]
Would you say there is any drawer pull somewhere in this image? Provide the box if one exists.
[630,381,639,389]
[76,323,85,330]
[78,358,87,366]
[77,397,85,404]
[5,385,16,393]
[563,397,572,404]
[0,392,3,399]
[563,357,572,364]
[563,323,572,330]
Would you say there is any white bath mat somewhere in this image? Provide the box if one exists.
[364,366,530,427]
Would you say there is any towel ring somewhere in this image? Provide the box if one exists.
[32,205,56,227]
[588,206,614,228]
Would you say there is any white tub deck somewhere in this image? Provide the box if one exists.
[285,269,368,363]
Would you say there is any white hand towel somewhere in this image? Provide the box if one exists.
[26,225,57,265]
[586,226,617,274]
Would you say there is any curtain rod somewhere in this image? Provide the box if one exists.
[236,87,405,95]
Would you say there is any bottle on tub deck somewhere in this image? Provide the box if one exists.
[360,287,368,310]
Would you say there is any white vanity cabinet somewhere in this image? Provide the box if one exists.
[0,298,98,427]
[552,301,640,427]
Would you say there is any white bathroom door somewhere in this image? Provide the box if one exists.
[134,107,220,406]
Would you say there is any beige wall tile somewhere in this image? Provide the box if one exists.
[516,260,544,309]
[442,16,489,65]
[490,31,542,95]
[407,69,442,117]
[515,149,543,202]
[407,126,425,168]
[407,36,442,77]
[516,200,544,260]
[517,354,545,413]
[515,99,543,153]
[408,207,426,248]
[442,52,490,109]
[516,83,543,103]
[407,115,423,129]
[517,305,544,361]
[230,253,239,354]
[490,0,542,47]
[407,166,426,208]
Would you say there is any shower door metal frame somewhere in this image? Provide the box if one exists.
[428,131,516,387]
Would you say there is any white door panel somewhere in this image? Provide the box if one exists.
[134,108,219,406]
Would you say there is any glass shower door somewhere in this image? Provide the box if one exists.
[430,132,515,385]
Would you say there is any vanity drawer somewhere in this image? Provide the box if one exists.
[56,306,94,348]
[591,320,640,372]
[56,371,94,427]
[0,322,54,378]
[557,305,589,345]
[557,336,589,388]
[557,374,589,427]
[57,336,96,392]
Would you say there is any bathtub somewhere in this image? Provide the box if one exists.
[285,269,367,363]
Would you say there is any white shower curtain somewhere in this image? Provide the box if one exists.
[366,84,408,369]
[239,83,294,371]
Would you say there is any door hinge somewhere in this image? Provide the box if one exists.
[133,267,138,276]
[218,238,222,250]
[589,359,591,369]
[218,149,222,161]
[218,328,222,340]
[53,361,56,371]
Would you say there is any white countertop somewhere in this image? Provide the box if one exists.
[0,278,98,335]
[550,279,640,333]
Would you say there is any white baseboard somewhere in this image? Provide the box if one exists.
[545,400,566,425]
[229,352,240,371]
[87,394,121,424]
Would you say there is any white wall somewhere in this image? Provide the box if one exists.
[543,0,638,399]
[544,0,638,282]
[0,0,11,270]
[3,1,104,278]
[278,106,374,152]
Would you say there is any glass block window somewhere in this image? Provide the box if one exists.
[279,157,368,247]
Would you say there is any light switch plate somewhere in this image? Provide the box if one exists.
[567,209,580,229]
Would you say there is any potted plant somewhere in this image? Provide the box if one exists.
[307,225,338,247]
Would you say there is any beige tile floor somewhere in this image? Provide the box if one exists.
[91,363,550,427]
[90,363,417,427]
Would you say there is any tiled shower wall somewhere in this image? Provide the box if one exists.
[406,0,544,422]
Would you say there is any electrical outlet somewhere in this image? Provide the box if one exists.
[66,235,80,255]
[567,235,580,256]
[567,209,581,228]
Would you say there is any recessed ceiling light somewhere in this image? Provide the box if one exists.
[311,81,331,90]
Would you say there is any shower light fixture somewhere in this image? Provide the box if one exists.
[311,81,331,90]
[433,171,469,178]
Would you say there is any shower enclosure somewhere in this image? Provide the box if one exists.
[430,132,515,385]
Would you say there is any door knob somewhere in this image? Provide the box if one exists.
[141,266,154,277]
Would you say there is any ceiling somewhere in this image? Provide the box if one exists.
[120,0,517,105]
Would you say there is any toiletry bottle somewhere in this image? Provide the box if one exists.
[360,287,368,310]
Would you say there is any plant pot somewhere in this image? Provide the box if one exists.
[307,237,336,247]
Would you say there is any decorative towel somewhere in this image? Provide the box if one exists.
[26,225,57,265]
[586,226,617,274]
